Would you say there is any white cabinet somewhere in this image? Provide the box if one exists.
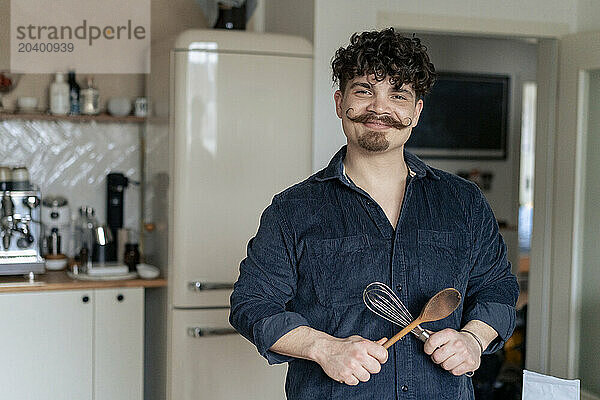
[0,287,144,400]
[0,290,94,400]
[94,288,144,400]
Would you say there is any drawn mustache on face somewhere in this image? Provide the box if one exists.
[345,108,412,129]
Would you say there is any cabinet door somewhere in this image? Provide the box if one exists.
[94,287,144,400]
[0,290,93,400]
[169,308,287,400]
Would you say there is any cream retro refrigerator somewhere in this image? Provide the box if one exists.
[144,30,312,400]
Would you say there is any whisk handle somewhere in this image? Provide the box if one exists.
[383,320,421,349]
[414,327,430,342]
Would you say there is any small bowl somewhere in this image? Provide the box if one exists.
[107,97,132,117]
[17,96,38,111]
[45,256,68,271]
[136,263,160,279]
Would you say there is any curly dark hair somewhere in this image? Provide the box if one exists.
[331,28,436,99]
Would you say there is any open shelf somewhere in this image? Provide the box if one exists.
[0,112,146,124]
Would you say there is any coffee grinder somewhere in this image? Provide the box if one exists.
[41,195,71,270]
[105,173,130,262]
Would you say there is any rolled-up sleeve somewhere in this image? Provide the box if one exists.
[229,196,308,364]
[462,186,520,354]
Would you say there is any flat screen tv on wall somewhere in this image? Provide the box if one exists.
[406,72,509,159]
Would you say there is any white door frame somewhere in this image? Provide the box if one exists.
[527,39,558,375]
[376,11,569,375]
[550,32,600,382]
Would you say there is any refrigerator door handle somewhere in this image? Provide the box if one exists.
[187,327,238,337]
[188,281,235,291]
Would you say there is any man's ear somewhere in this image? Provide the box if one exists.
[411,99,424,128]
[334,90,343,119]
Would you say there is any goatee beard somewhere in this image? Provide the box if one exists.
[358,131,390,152]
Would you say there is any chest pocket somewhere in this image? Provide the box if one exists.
[417,229,470,298]
[306,234,380,308]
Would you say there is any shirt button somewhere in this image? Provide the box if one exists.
[401,385,408,392]
[396,284,402,292]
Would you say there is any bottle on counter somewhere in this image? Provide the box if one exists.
[49,72,69,115]
[80,76,99,115]
[67,70,80,115]
[123,229,140,272]
[124,243,140,272]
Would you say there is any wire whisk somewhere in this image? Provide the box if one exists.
[364,282,473,376]
[363,281,430,342]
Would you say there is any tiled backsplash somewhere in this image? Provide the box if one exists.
[0,120,141,231]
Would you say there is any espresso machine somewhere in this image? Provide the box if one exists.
[0,188,45,275]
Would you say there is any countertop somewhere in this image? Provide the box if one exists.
[0,271,167,293]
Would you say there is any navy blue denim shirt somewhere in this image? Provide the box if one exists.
[230,146,519,400]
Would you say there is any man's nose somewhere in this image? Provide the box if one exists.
[366,94,391,115]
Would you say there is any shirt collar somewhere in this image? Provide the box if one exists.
[314,145,440,182]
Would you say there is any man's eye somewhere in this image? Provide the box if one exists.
[392,95,407,100]
[355,90,371,95]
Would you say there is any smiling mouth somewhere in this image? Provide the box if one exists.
[363,121,391,130]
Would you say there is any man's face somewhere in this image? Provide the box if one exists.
[334,74,423,153]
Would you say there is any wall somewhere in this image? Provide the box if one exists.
[576,0,600,32]
[264,0,314,43]
[0,0,10,71]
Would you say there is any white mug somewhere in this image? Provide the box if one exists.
[134,97,148,117]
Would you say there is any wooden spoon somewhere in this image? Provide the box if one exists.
[383,288,461,349]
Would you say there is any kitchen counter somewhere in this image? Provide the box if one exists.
[0,270,167,293]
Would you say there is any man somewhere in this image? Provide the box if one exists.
[230,28,519,400]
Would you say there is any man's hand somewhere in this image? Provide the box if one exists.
[269,326,388,386]
[423,328,482,376]
[312,335,388,386]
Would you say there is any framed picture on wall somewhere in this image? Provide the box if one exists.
[406,72,510,159]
